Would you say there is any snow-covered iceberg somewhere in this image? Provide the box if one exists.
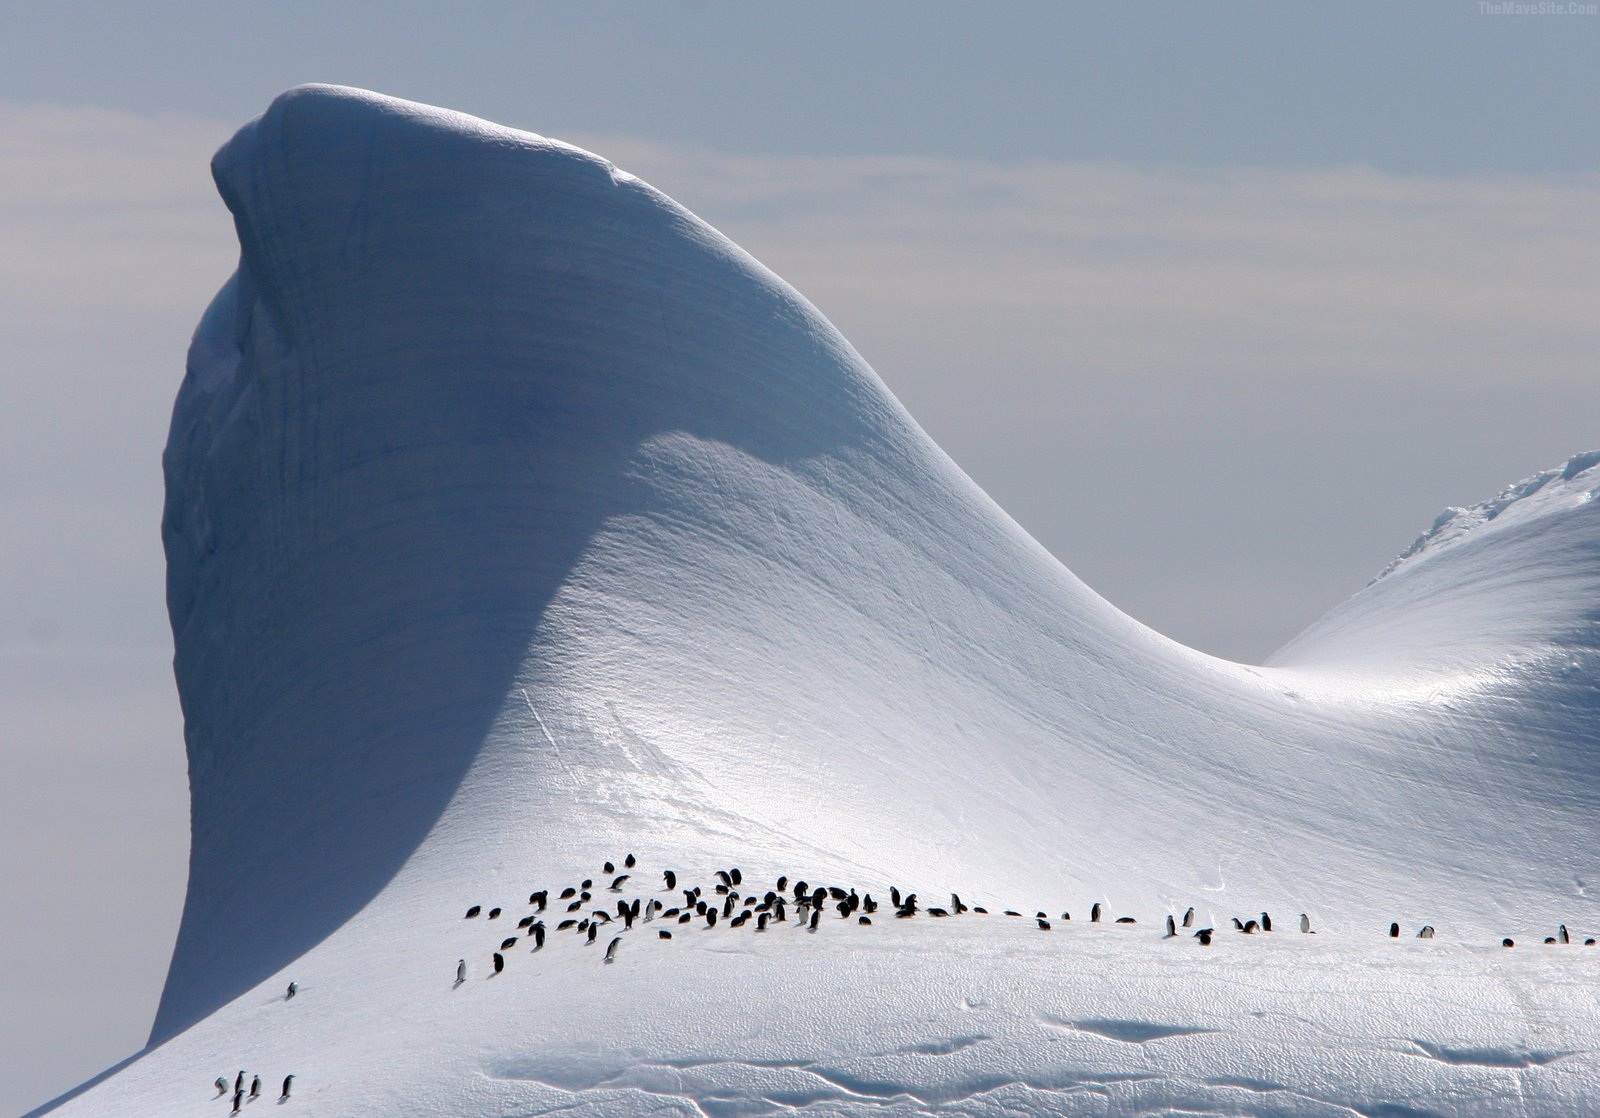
[35,86,1600,1116]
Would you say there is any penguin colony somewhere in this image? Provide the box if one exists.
[451,854,1597,983]
[214,1071,292,1107]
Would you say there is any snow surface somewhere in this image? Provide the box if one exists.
[30,86,1600,1117]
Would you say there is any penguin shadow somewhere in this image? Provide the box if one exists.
[452,977,465,989]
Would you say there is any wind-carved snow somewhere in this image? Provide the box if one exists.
[31,86,1600,1117]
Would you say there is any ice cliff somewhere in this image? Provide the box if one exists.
[35,86,1600,1116]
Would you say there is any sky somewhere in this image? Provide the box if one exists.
[2,3,1597,1114]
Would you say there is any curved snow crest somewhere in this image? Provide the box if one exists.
[60,84,1595,1115]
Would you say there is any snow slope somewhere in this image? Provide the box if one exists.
[32,86,1600,1116]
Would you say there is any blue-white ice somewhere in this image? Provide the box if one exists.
[33,86,1600,1117]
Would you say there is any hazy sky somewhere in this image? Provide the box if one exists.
[3,4,1597,1113]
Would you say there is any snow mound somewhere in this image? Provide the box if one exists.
[33,86,1600,1117]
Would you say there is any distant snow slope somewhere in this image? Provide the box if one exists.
[33,86,1599,1117]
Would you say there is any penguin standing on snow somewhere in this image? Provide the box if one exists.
[493,951,505,974]
[1091,903,1101,923]
[1300,913,1312,934]
[285,981,297,1000]
[281,1075,294,1100]
[626,853,636,868]
[1559,924,1571,944]
[231,1086,243,1113]
[249,1076,261,1099]
[1165,915,1177,938]
[456,958,466,984]
[1182,907,1195,928]
[1194,928,1213,946]
[1260,912,1272,932]
[532,922,546,950]
[1418,926,1435,939]
[605,936,621,963]
[214,1077,228,1096]
[1389,922,1400,938]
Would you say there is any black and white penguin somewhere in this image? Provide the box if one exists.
[625,853,636,868]
[809,907,821,931]
[863,894,878,914]
[532,923,546,950]
[582,879,593,890]
[1503,938,1515,947]
[1231,917,1245,930]
[891,886,902,908]
[610,874,630,892]
[715,870,732,888]
[605,936,621,963]
[707,909,719,928]
[1587,939,1597,947]
[973,906,988,914]
[501,936,519,951]
[587,923,599,944]
[1418,926,1435,939]
[530,890,548,911]
[280,1075,294,1101]
[465,905,481,919]
[859,915,872,925]
[493,951,505,973]
[1242,920,1258,934]
[1299,913,1312,934]
[659,929,673,939]
[758,913,770,932]
[1545,936,1558,944]
[1165,915,1177,938]
[249,1076,261,1099]
[286,981,297,999]
[456,958,466,984]
[1091,903,1101,923]
[1037,918,1052,930]
[1260,912,1272,932]
[730,868,743,886]
[1389,922,1400,938]
[1559,924,1570,944]
[488,907,501,919]
[1060,911,1071,921]
[664,869,677,891]
[952,893,967,914]
[1116,917,1136,925]
[723,895,736,918]
[604,861,615,874]
[560,886,577,900]
[214,1077,228,1096]
[1194,928,1213,946]
[235,1070,246,1094]
[1182,907,1195,928]
[776,875,788,893]
[231,1086,243,1113]
[928,907,949,918]
[557,918,578,931]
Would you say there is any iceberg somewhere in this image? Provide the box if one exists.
[33,86,1600,1116]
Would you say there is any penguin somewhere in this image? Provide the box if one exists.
[557,919,578,931]
[488,907,501,919]
[929,908,949,917]
[517,914,536,930]
[1115,917,1136,925]
[456,958,467,984]
[214,1077,228,1096]
[286,981,297,1000]
[1060,911,1071,921]
[567,899,584,913]
[493,951,505,973]
[1091,903,1102,923]
[794,880,810,901]
[587,923,599,944]
[859,915,872,926]
[235,1071,246,1094]
[776,875,788,893]
[604,860,615,874]
[605,936,621,963]
[501,936,519,951]
[706,909,718,928]
[1260,912,1272,932]
[1037,918,1051,931]
[249,1075,261,1099]
[1389,922,1400,938]
[1300,913,1312,934]
[231,1086,243,1113]
[812,886,828,908]
[610,874,630,892]
[678,912,692,924]
[731,868,742,886]
[1165,915,1177,938]
[623,907,635,931]
[1182,906,1195,928]
[592,910,612,924]
[1559,924,1570,944]
[809,907,822,931]
[625,853,637,868]
[863,894,878,914]
[664,870,677,891]
[530,890,548,910]
[1503,938,1515,947]
[891,886,902,908]
[973,906,988,914]
[280,1075,294,1101]
[731,911,750,928]
[465,905,481,919]
[952,893,967,914]
[1587,939,1597,947]
[532,923,546,950]
[560,887,577,900]
[715,870,732,888]
[1242,920,1258,934]
[829,887,848,901]
[1231,917,1245,930]
[723,895,736,918]
[1418,926,1435,939]
[694,900,707,916]
[1544,936,1557,944]
[1194,928,1213,946]
[758,913,770,932]
[659,929,673,940]
[581,879,593,889]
